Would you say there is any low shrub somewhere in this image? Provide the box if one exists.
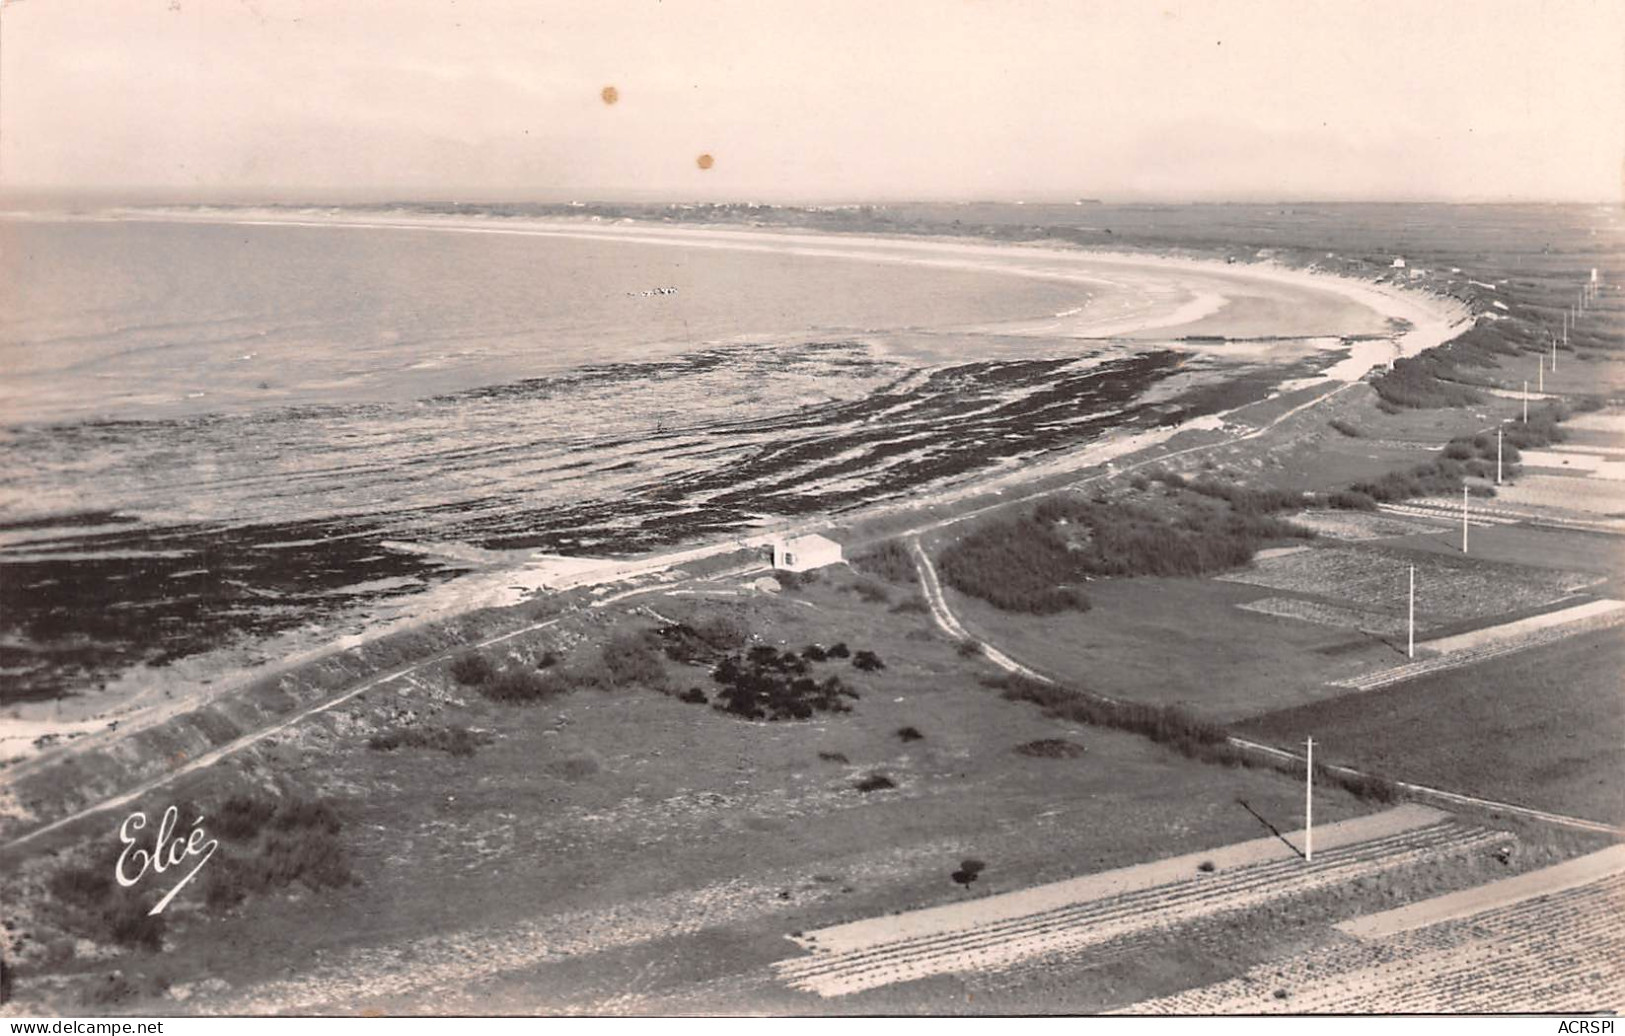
[710,650,861,721]
[992,675,1231,761]
[992,675,1405,802]
[1014,738,1086,758]
[480,666,567,703]
[951,859,986,886]
[213,794,277,840]
[938,495,1312,614]
[46,861,169,952]
[1348,459,1467,503]
[955,638,983,658]
[1328,489,1377,511]
[678,686,709,704]
[775,568,818,590]
[850,540,916,584]
[1327,418,1363,438]
[1504,403,1571,450]
[852,650,886,672]
[850,578,891,604]
[271,797,342,835]
[203,794,353,911]
[1370,353,1485,409]
[602,630,667,688]
[890,595,929,615]
[367,724,487,756]
[449,651,496,687]
[1187,479,1301,514]
[896,726,924,742]
[689,613,750,651]
[1326,768,1400,803]
[853,773,895,793]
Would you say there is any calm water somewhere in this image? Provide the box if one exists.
[0,218,1087,426]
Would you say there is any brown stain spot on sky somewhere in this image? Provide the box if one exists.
[696,153,715,170]
[600,85,619,105]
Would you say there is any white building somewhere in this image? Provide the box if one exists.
[770,534,843,573]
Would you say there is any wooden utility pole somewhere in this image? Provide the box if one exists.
[1497,426,1503,485]
[1408,565,1415,659]
[1304,737,1315,863]
[1462,485,1470,553]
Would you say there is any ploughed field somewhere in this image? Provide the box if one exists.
[1131,859,1625,1013]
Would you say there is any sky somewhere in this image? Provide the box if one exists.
[2,0,1622,204]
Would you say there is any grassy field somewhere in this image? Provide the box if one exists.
[7,564,1399,1014]
[1385,523,1625,582]
[935,570,1395,721]
[1238,626,1625,826]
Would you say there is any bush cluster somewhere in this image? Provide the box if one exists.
[1343,459,1470,505]
[1327,418,1364,438]
[601,630,667,688]
[202,794,352,912]
[43,793,356,943]
[850,540,916,584]
[46,864,167,952]
[656,616,750,663]
[367,724,488,757]
[994,676,1231,758]
[938,495,1312,614]
[480,666,570,703]
[990,675,1401,802]
[849,577,892,604]
[1186,479,1302,514]
[448,650,496,686]
[1368,324,1519,409]
[1331,426,1535,509]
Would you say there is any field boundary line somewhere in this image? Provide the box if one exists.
[1336,843,1625,940]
